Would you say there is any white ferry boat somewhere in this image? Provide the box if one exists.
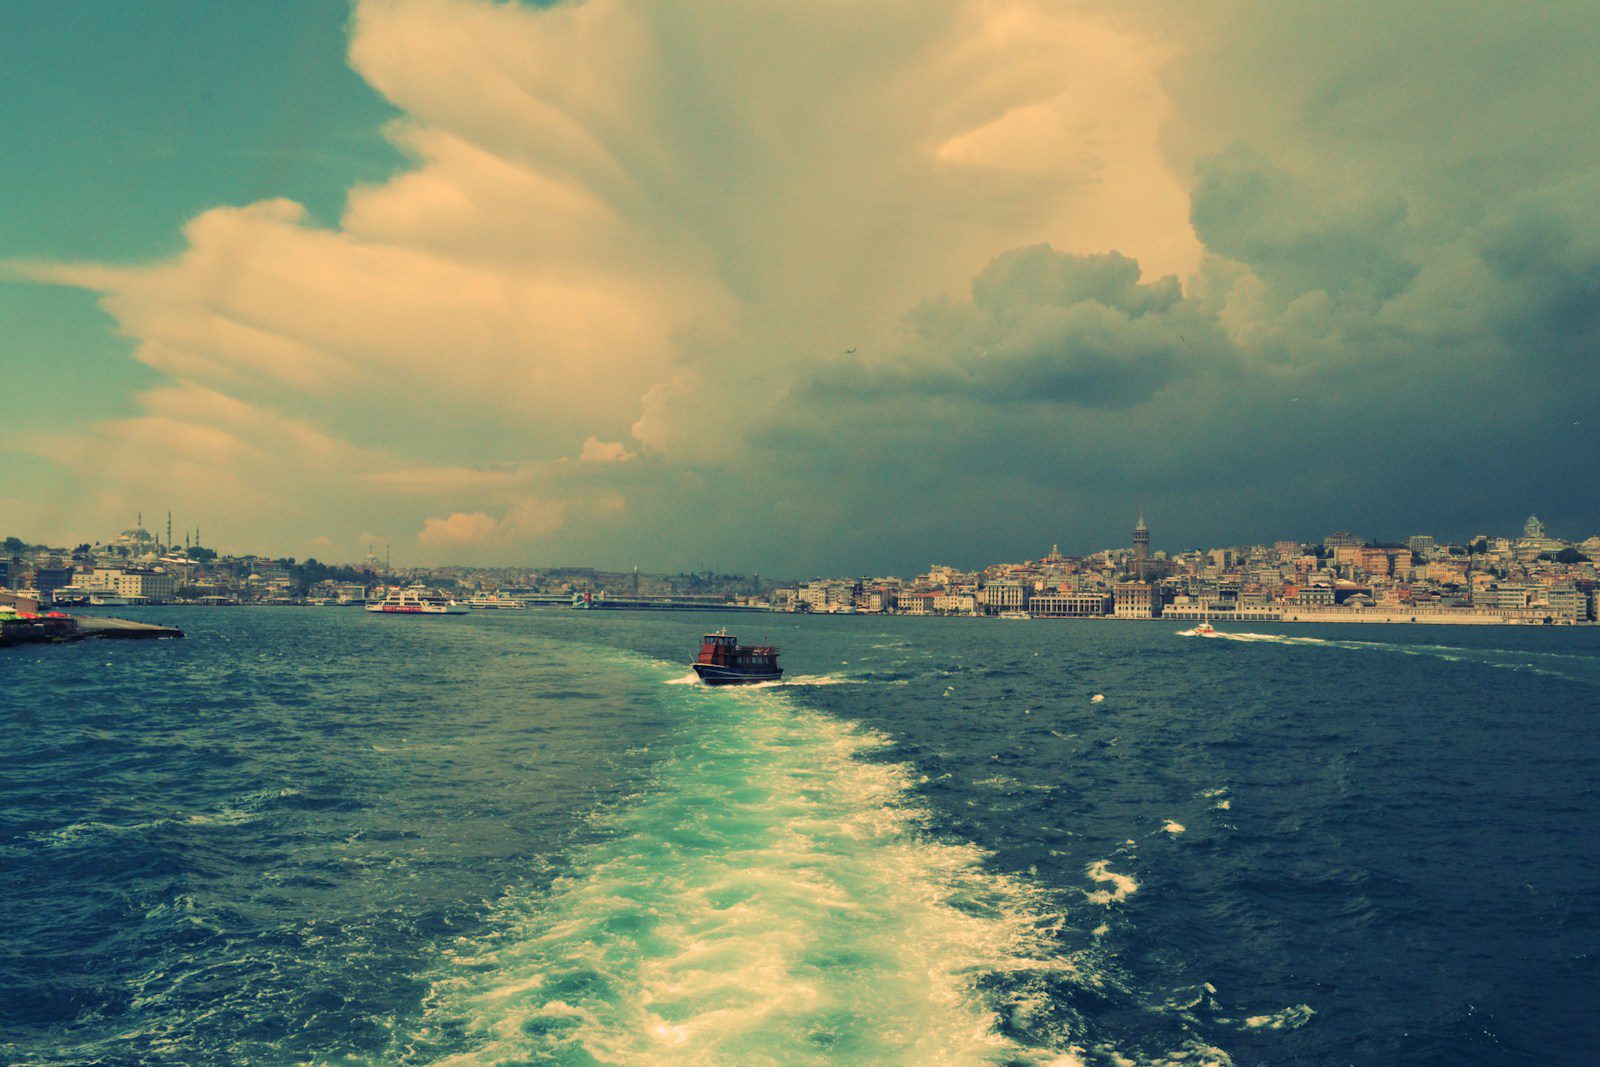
[366,589,468,615]
[466,595,526,610]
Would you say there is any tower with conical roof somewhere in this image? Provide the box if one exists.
[1133,511,1150,561]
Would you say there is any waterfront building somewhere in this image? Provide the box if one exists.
[1289,585,1336,608]
[1029,592,1111,617]
[34,563,74,602]
[978,579,1026,614]
[1112,582,1159,618]
[1548,585,1586,621]
[932,591,978,614]
[1493,584,1534,610]
[1239,586,1272,609]
[80,567,177,601]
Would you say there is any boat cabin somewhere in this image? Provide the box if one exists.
[697,631,778,668]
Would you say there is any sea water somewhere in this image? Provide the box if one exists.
[3,610,1597,1064]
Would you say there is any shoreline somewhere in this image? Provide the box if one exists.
[38,601,1599,628]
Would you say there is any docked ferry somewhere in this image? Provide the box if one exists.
[692,629,783,685]
[366,589,468,615]
[466,594,526,610]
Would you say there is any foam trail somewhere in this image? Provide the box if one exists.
[411,665,1078,1064]
[1180,629,1599,683]
[664,673,860,688]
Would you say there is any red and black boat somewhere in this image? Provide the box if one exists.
[693,629,783,685]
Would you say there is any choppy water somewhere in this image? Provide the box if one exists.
[3,610,1598,1064]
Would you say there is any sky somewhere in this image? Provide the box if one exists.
[3,0,1597,574]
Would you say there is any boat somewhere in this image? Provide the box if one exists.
[997,610,1030,620]
[467,595,526,609]
[692,629,783,685]
[1178,622,1221,637]
[365,589,468,615]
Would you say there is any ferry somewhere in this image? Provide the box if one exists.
[366,589,468,615]
[466,595,526,610]
[692,629,783,685]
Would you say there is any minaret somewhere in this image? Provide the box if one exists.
[167,511,173,549]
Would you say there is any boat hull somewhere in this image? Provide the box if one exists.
[365,604,468,615]
[692,663,783,685]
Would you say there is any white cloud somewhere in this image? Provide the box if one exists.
[418,510,501,547]
[579,437,636,463]
[14,0,1232,565]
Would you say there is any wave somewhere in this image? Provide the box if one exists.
[26,788,300,846]
[1085,860,1140,905]
[1235,1004,1315,1031]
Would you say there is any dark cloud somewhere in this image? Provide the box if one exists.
[813,246,1228,410]
[747,142,1600,570]
[1190,145,1417,304]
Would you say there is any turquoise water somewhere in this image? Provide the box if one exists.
[3,609,1598,1063]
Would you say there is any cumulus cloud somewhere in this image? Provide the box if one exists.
[417,498,569,558]
[418,511,500,547]
[819,246,1225,410]
[579,437,635,463]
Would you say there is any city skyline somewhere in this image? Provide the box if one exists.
[6,507,1596,580]
[4,2,1599,574]
[6,506,1595,628]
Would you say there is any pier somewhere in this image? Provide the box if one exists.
[0,614,183,647]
